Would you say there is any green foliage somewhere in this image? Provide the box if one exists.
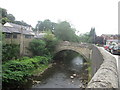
[29,34,58,56]
[7,14,15,21]
[0,17,10,25]
[2,44,20,61]
[44,31,56,41]
[29,39,49,56]
[35,19,56,32]
[0,8,14,25]
[89,27,97,44]
[79,28,97,44]
[43,31,58,55]
[0,7,30,26]
[13,20,31,26]
[0,7,7,19]
[54,21,79,42]
[79,32,91,43]
[2,56,51,85]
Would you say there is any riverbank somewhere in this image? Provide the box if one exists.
[29,52,89,88]
[2,56,53,89]
[25,63,53,86]
[32,63,53,77]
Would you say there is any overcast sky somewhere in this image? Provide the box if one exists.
[0,0,119,35]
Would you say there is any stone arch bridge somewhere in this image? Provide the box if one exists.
[55,41,92,60]
[55,41,119,88]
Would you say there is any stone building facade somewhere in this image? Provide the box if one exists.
[2,23,35,56]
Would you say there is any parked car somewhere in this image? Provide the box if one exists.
[108,45,114,52]
[103,45,109,51]
[110,45,120,55]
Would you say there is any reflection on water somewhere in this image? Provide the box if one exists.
[70,56,84,72]
[30,50,88,88]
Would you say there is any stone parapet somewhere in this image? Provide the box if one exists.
[87,46,119,88]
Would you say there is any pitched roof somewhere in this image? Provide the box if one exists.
[2,23,35,35]
[34,33,46,38]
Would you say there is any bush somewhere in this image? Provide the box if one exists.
[2,56,51,85]
[43,31,58,55]
[29,39,49,56]
[2,44,20,61]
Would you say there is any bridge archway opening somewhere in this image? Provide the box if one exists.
[53,49,87,62]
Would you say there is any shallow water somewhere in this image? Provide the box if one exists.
[29,54,88,88]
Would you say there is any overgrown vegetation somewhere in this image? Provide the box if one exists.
[35,20,79,42]
[2,44,20,62]
[2,56,51,86]
[79,28,97,43]
[29,31,58,57]
[54,21,79,42]
[43,31,58,55]
[29,39,49,56]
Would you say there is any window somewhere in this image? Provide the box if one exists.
[13,33,17,38]
[25,35,31,39]
[5,33,11,38]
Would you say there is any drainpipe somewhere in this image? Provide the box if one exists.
[20,26,24,56]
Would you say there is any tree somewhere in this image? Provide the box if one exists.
[89,27,97,44]
[43,31,58,55]
[7,14,15,21]
[1,17,10,25]
[13,20,30,26]
[0,8,15,25]
[29,39,49,56]
[0,8,9,25]
[35,19,57,33]
[79,32,91,43]
[0,7,30,26]
[0,8,7,18]
[54,21,78,42]
[2,44,20,61]
[79,27,97,43]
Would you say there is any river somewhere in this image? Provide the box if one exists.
[27,50,89,88]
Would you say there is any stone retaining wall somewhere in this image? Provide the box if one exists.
[87,46,119,88]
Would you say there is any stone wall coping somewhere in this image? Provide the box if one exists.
[87,46,119,88]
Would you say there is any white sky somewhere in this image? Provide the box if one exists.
[0,0,119,36]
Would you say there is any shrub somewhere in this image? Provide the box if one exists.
[43,31,58,55]
[2,56,51,85]
[28,39,49,56]
[2,44,20,61]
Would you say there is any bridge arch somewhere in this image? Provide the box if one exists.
[55,49,88,61]
[55,41,91,61]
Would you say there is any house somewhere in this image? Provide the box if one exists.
[34,33,46,39]
[101,34,120,45]
[2,22,35,56]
